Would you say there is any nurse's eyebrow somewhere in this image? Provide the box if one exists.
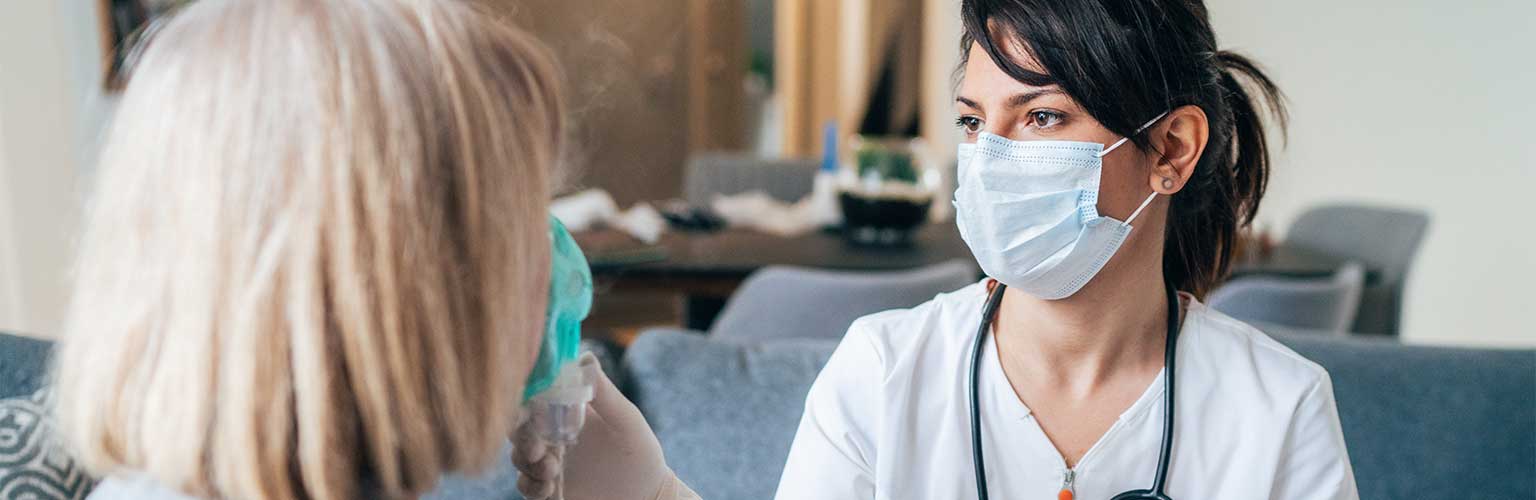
[1004,88,1064,109]
[954,89,1065,111]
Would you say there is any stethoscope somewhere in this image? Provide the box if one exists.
[968,280,1182,500]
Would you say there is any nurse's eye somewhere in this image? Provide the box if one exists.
[1028,110,1065,130]
[955,115,984,137]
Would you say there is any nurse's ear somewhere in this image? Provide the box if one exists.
[1148,105,1209,195]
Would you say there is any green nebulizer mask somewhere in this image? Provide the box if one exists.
[524,214,594,402]
[518,215,595,500]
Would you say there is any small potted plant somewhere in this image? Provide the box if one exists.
[837,136,939,246]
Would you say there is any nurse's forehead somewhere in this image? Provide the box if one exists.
[957,42,1061,109]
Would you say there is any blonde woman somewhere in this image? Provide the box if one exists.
[53,1,694,499]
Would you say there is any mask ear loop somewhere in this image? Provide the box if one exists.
[1095,111,1172,158]
[1098,110,1172,226]
[1099,136,1135,158]
[1124,192,1159,227]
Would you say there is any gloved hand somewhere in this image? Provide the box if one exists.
[513,352,691,500]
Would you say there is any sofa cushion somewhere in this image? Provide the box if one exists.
[1,333,54,399]
[625,328,1534,500]
[623,330,836,500]
[1270,331,1535,500]
[0,389,95,499]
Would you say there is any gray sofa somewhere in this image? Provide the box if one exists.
[0,332,52,400]
[5,331,1533,499]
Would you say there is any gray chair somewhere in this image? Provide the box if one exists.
[1285,204,1429,335]
[1209,262,1366,334]
[683,153,819,206]
[707,260,977,342]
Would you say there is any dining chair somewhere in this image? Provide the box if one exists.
[1284,204,1430,335]
[707,260,978,342]
[683,153,819,206]
[1208,262,1367,334]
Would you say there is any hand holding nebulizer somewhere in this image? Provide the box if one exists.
[514,216,696,500]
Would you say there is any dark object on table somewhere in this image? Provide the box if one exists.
[659,201,726,232]
[837,191,931,246]
[1285,204,1429,336]
[838,136,936,246]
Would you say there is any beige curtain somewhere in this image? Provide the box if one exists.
[776,0,922,157]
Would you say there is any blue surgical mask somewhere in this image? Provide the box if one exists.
[524,215,593,401]
[953,113,1166,299]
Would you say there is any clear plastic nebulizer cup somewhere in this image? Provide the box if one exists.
[520,361,594,500]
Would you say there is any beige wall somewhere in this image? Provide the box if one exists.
[495,0,694,205]
[920,0,1535,346]
[1207,0,1536,347]
[0,2,79,339]
[0,0,112,339]
[0,117,20,327]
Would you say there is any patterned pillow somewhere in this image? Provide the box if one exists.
[0,389,95,499]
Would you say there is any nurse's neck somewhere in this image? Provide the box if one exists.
[994,249,1170,395]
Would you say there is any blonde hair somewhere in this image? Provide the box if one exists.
[52,1,563,498]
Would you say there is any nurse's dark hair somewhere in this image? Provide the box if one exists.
[961,0,1287,298]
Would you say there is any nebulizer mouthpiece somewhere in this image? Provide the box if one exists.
[518,215,595,500]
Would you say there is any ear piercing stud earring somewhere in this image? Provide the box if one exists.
[1161,177,1175,190]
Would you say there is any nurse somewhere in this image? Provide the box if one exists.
[774,0,1359,499]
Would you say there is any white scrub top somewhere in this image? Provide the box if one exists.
[774,281,1358,500]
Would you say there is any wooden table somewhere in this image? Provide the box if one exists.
[577,223,978,330]
[577,224,1373,332]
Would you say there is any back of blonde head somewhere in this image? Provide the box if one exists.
[52,1,562,498]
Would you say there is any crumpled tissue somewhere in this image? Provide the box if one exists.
[550,189,666,244]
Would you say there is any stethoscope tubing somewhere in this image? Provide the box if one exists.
[967,283,1006,500]
[968,280,1181,500]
